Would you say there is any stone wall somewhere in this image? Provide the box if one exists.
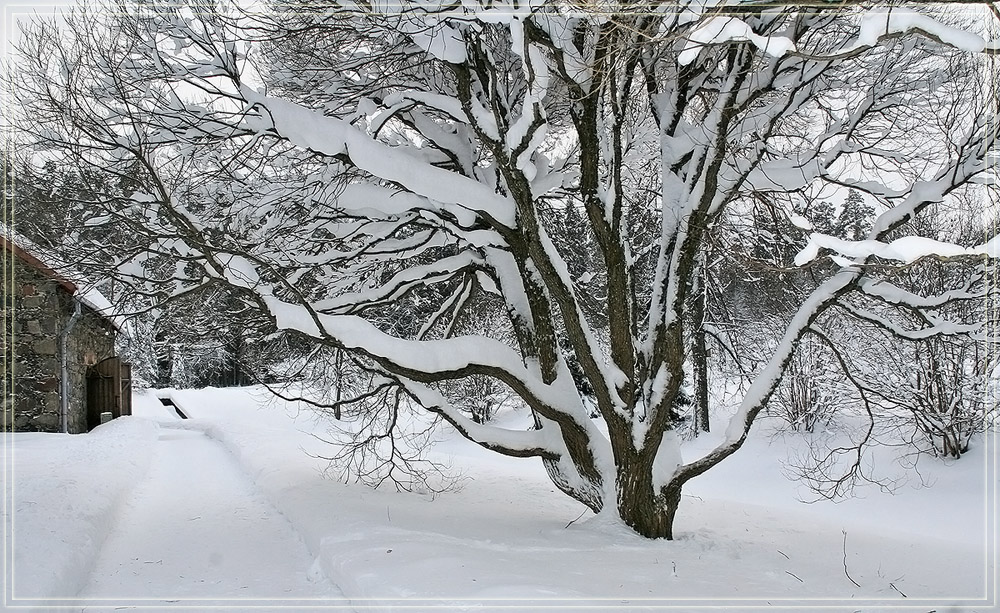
[6,255,115,433]
[66,307,116,430]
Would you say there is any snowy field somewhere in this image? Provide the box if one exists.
[4,386,996,611]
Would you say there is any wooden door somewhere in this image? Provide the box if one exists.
[87,357,131,429]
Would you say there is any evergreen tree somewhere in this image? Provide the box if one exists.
[836,190,875,241]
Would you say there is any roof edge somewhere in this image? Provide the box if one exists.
[1,234,79,294]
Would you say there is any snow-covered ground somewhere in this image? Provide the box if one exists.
[77,426,340,606]
[5,386,996,611]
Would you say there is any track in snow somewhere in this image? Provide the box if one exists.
[77,425,347,609]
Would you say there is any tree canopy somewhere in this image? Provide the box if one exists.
[7,0,997,538]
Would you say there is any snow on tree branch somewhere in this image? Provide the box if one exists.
[241,89,517,227]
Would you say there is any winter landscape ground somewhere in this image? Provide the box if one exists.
[4,385,996,612]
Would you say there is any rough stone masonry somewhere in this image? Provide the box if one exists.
[6,247,115,433]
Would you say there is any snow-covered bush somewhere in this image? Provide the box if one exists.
[441,374,516,424]
[772,340,847,433]
[892,337,995,459]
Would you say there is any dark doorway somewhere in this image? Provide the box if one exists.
[86,357,132,430]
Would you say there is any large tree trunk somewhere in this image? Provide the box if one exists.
[616,465,683,539]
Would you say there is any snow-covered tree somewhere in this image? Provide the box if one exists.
[836,189,875,241]
[8,1,997,538]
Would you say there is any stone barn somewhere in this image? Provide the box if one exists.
[3,232,130,433]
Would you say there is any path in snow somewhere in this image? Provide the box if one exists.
[77,425,346,609]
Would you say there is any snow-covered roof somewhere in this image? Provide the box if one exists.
[1,225,128,332]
